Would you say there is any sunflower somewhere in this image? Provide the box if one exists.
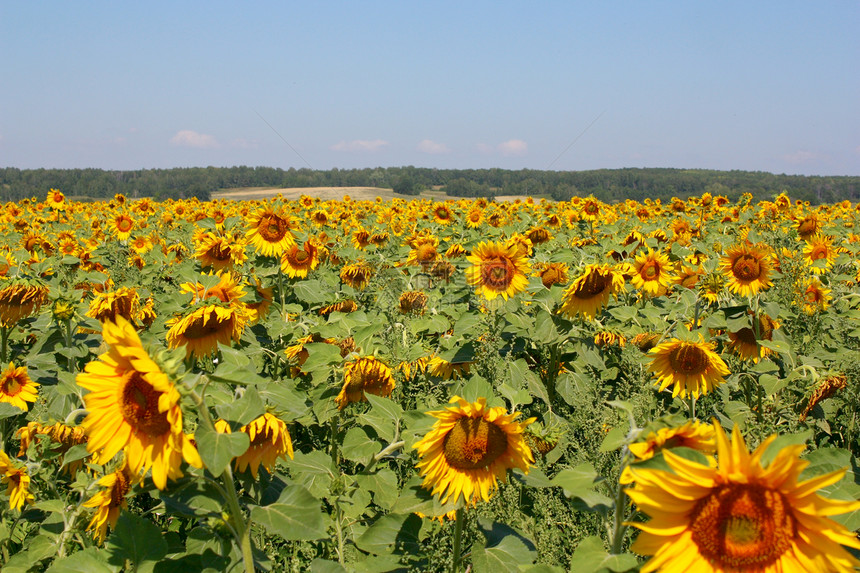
[246,277,274,323]
[280,241,319,278]
[245,207,296,257]
[195,232,247,271]
[628,422,860,573]
[465,241,531,301]
[465,208,484,229]
[413,396,534,506]
[558,264,625,319]
[433,203,455,225]
[17,421,89,473]
[403,236,439,269]
[46,188,66,210]
[336,356,396,410]
[621,420,716,484]
[721,243,773,297]
[802,277,831,315]
[0,452,34,510]
[77,317,202,489]
[112,213,136,241]
[0,279,49,327]
[726,312,778,363]
[536,262,569,288]
[427,356,472,380]
[215,413,295,478]
[340,261,373,290]
[580,197,601,221]
[83,461,134,543]
[319,299,359,316]
[86,287,141,325]
[0,362,39,411]
[632,249,676,297]
[803,235,836,275]
[399,291,428,314]
[796,212,821,239]
[800,374,848,422]
[166,304,249,358]
[647,338,730,399]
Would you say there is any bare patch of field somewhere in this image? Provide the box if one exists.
[211,186,446,202]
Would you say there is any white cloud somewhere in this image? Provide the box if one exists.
[417,139,450,154]
[476,143,494,154]
[783,150,817,163]
[231,138,259,149]
[170,130,219,148]
[330,139,389,152]
[497,139,528,156]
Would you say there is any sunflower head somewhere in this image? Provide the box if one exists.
[245,207,296,257]
[559,264,625,319]
[465,241,531,301]
[336,356,396,409]
[413,396,534,506]
[0,362,39,411]
[647,338,730,399]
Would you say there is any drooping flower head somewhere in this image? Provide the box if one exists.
[413,396,534,506]
[0,451,34,510]
[336,356,396,410]
[628,422,860,573]
[0,279,49,327]
[558,264,625,319]
[647,338,730,399]
[215,413,294,478]
[77,317,202,489]
[465,241,531,301]
[83,461,134,544]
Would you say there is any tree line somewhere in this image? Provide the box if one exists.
[2,165,858,204]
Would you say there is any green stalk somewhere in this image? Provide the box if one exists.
[1,325,8,364]
[186,385,255,573]
[64,318,75,373]
[278,266,287,321]
[450,508,464,573]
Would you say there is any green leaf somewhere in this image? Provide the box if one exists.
[341,426,382,463]
[355,513,423,555]
[409,313,450,334]
[568,536,639,572]
[294,279,329,304]
[552,464,611,510]
[106,513,168,572]
[250,485,328,541]
[0,402,24,420]
[45,547,119,573]
[194,423,250,477]
[509,359,548,405]
[309,559,349,573]
[301,343,344,373]
[471,521,537,573]
[360,394,403,441]
[157,479,225,518]
[289,450,336,497]
[759,373,787,395]
[354,468,399,510]
[215,386,265,426]
[599,426,628,453]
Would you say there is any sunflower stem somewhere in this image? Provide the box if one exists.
[450,507,464,573]
[1,325,8,363]
[63,317,75,373]
[609,473,628,554]
[277,266,287,321]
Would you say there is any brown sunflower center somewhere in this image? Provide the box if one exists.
[732,327,757,347]
[541,268,562,287]
[210,243,232,261]
[481,259,514,290]
[120,372,171,437]
[690,483,795,569]
[345,360,390,393]
[182,312,232,340]
[641,262,659,280]
[811,246,827,260]
[416,244,437,264]
[731,255,762,281]
[574,270,609,299]
[111,470,130,508]
[293,250,309,264]
[259,215,288,242]
[443,417,508,470]
[668,344,710,375]
[116,217,133,233]
[1,374,23,396]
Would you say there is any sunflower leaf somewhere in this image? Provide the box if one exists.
[341,426,381,463]
[551,464,611,511]
[215,385,265,426]
[106,513,168,572]
[249,485,328,541]
[355,513,423,555]
[44,547,119,573]
[194,423,250,477]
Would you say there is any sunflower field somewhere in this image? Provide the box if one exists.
[1,189,860,573]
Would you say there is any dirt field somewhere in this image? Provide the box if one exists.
[210,186,448,202]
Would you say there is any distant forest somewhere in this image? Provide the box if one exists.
[2,166,859,204]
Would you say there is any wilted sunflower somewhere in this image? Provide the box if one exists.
[720,243,773,297]
[399,290,428,314]
[631,249,676,297]
[796,212,821,239]
[0,362,39,411]
[413,396,534,506]
[245,207,296,257]
[628,422,860,573]
[0,451,34,510]
[340,261,373,290]
[558,264,625,319]
[336,356,396,410]
[403,236,439,270]
[280,241,319,278]
[647,338,729,399]
[319,299,359,316]
[86,287,141,325]
[465,241,531,301]
[77,318,202,489]
[427,355,472,380]
[216,413,294,478]
[83,461,134,544]
[803,234,836,275]
[0,279,49,327]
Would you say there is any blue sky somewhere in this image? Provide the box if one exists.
[2,2,858,175]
